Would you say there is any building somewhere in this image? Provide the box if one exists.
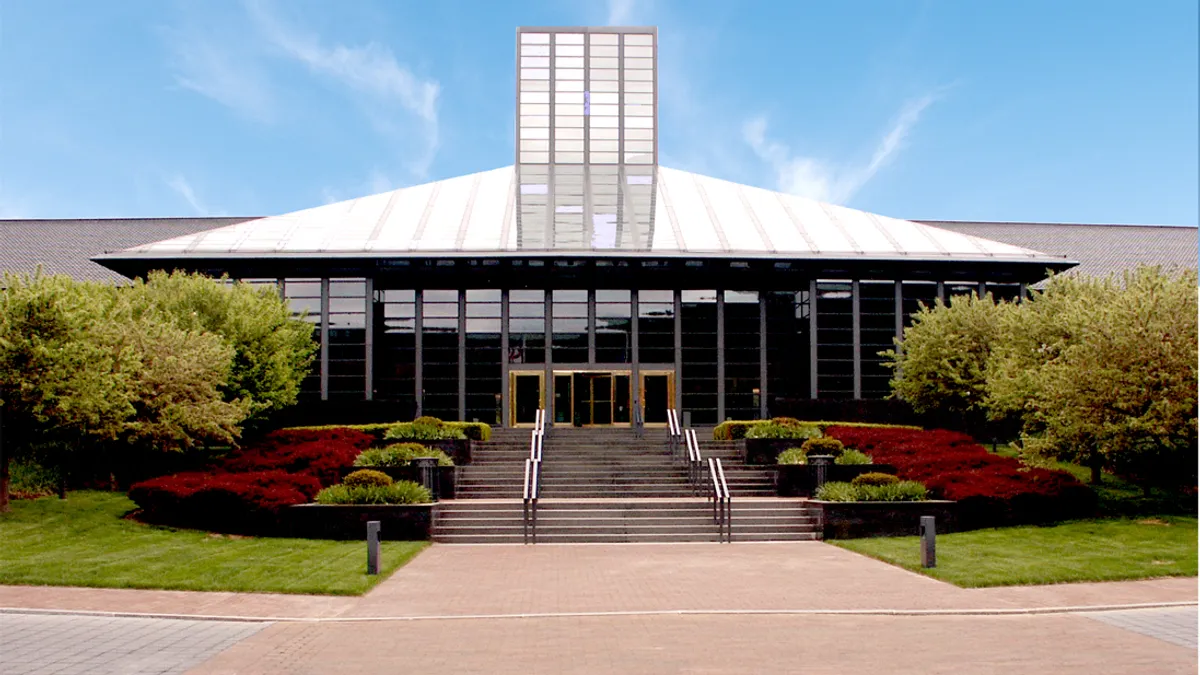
[3,26,1196,428]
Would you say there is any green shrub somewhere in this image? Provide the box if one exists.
[800,437,845,457]
[713,420,922,441]
[815,481,858,501]
[745,422,822,440]
[835,449,873,465]
[342,469,393,488]
[776,448,808,465]
[445,421,492,442]
[384,422,466,442]
[9,458,60,499]
[354,443,454,467]
[412,416,442,426]
[861,481,927,502]
[851,472,900,487]
[314,480,432,505]
[815,479,926,501]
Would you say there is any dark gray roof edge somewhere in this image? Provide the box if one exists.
[917,219,1198,230]
[0,216,255,225]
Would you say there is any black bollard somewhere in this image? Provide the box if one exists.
[367,520,381,575]
[920,515,936,568]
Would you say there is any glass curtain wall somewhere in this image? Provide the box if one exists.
[375,289,416,413]
[901,282,939,329]
[551,290,588,363]
[283,278,322,400]
[508,290,546,364]
[466,290,503,424]
[422,290,459,420]
[327,279,366,400]
[595,290,632,363]
[765,290,810,408]
[681,290,718,424]
[637,290,674,364]
[815,281,854,399]
[859,281,897,399]
[723,291,760,419]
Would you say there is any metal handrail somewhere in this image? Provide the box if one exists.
[708,457,731,543]
[685,429,703,494]
[633,404,645,439]
[666,409,682,461]
[523,408,546,544]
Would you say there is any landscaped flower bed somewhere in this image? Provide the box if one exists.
[825,426,1096,528]
[127,421,464,535]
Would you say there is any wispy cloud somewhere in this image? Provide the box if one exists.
[162,24,274,123]
[247,1,441,180]
[743,92,941,204]
[166,175,218,216]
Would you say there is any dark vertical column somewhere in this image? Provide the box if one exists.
[716,289,726,422]
[851,279,862,400]
[320,278,330,401]
[364,277,374,401]
[936,280,945,303]
[1018,282,1027,304]
[414,290,424,417]
[631,289,640,409]
[673,289,683,412]
[808,280,818,399]
[978,281,987,298]
[501,289,511,427]
[894,280,904,347]
[458,289,467,421]
[587,288,596,365]
[544,291,554,426]
[758,292,768,419]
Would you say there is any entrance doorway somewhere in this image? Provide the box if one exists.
[510,369,674,427]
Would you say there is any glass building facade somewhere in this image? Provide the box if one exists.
[235,278,1028,426]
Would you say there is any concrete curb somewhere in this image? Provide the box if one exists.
[2,601,1195,624]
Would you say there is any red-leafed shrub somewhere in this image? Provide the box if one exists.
[826,425,1095,527]
[127,427,374,533]
[129,470,322,533]
[222,428,374,485]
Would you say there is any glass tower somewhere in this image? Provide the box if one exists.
[515,26,658,251]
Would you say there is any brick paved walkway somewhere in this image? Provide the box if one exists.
[1,543,1195,674]
[0,613,264,675]
[1083,606,1198,649]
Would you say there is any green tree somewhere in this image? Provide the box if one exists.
[988,267,1198,490]
[883,291,1013,434]
[127,271,316,422]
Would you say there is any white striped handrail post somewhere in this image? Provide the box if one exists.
[685,429,701,494]
[715,458,731,543]
[667,409,682,462]
[522,458,533,544]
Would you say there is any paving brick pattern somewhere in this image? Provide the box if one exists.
[0,614,266,675]
[190,614,1197,675]
[1083,606,1198,649]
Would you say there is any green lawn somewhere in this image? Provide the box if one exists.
[0,491,428,595]
[832,516,1198,587]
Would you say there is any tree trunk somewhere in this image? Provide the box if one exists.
[1090,458,1103,485]
[0,405,8,512]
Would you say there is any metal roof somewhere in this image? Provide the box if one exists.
[102,166,1066,266]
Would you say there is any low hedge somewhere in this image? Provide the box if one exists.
[354,443,454,467]
[714,419,922,441]
[222,428,375,485]
[315,480,432,505]
[816,480,927,502]
[281,419,492,442]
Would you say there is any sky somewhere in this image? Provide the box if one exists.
[2,0,1197,225]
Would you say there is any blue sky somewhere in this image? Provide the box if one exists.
[3,0,1197,225]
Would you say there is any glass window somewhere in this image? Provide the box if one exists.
[859,281,897,400]
[815,281,853,399]
[508,290,545,364]
[681,290,717,424]
[766,290,810,410]
[724,291,760,420]
[422,290,460,420]
[284,278,322,400]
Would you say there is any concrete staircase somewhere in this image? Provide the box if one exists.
[433,424,820,543]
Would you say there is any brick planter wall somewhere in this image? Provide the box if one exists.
[812,500,956,539]
[286,503,434,540]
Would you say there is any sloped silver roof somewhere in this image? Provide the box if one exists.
[107,166,1065,264]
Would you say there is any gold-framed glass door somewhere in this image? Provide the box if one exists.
[640,371,674,425]
[509,371,544,427]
